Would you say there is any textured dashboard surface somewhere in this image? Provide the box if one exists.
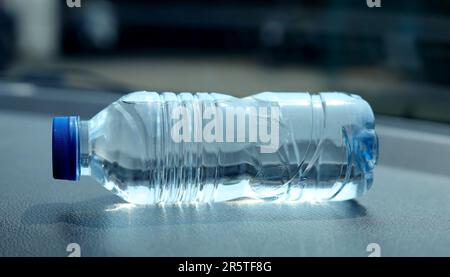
[0,107,449,257]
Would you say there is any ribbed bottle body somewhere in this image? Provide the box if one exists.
[80,91,378,204]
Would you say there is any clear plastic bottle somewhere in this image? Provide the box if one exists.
[52,91,378,204]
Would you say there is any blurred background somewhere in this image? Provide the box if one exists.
[0,0,449,121]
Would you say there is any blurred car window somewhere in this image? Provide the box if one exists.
[0,0,449,122]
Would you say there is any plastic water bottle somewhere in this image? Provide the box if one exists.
[52,91,378,204]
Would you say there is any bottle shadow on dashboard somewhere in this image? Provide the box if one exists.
[21,195,366,229]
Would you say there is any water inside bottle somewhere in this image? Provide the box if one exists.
[80,92,378,204]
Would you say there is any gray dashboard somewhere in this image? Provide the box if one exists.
[0,84,449,256]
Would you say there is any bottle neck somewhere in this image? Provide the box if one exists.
[79,120,91,176]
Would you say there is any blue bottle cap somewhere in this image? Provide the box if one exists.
[52,116,80,180]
